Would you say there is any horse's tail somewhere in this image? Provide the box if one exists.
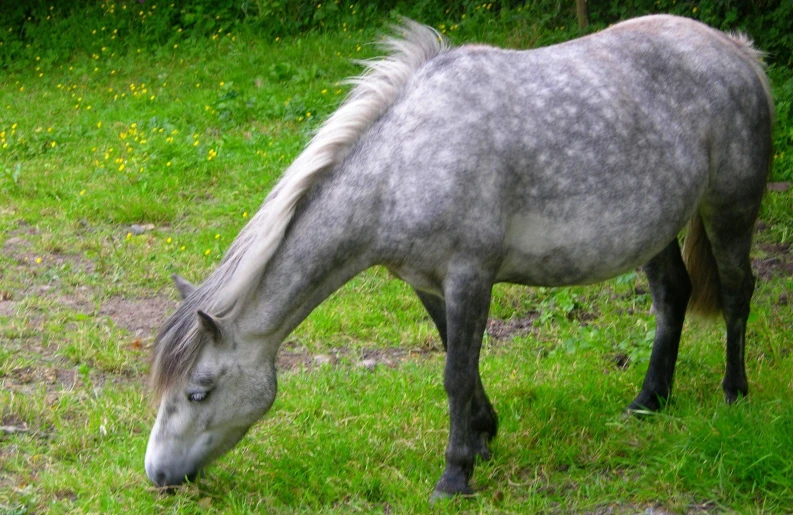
[682,213,722,317]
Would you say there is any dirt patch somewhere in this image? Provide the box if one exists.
[51,285,95,313]
[99,296,178,338]
[767,181,792,192]
[5,366,78,389]
[486,314,539,340]
[568,306,600,323]
[3,364,144,399]
[2,236,32,252]
[2,229,95,277]
[585,502,718,515]
[275,340,441,372]
[1,413,28,432]
[9,251,96,275]
[0,299,19,317]
[608,353,632,371]
[753,242,793,280]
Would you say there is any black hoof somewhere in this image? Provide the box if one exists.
[723,376,748,405]
[724,387,748,405]
[432,469,474,500]
[625,391,666,414]
[431,484,475,502]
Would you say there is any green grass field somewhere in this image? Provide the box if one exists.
[2,12,793,514]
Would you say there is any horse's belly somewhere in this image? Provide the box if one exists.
[497,209,685,287]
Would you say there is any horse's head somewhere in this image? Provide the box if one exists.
[144,275,277,488]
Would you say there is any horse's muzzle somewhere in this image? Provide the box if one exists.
[146,463,199,489]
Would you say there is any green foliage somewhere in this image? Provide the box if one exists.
[1,163,21,190]
[4,0,791,68]
[770,65,793,181]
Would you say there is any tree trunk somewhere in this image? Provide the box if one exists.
[576,0,589,29]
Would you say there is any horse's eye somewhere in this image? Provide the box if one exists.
[188,391,209,403]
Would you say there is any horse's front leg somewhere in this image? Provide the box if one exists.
[432,267,493,498]
[628,239,691,412]
[415,289,498,460]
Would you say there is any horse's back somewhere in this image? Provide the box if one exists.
[360,15,772,287]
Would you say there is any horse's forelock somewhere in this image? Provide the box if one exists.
[150,298,204,401]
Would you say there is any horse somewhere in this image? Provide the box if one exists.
[144,15,774,498]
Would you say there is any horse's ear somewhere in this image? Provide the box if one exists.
[197,310,222,342]
[171,274,196,300]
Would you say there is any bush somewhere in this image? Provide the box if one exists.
[4,1,789,68]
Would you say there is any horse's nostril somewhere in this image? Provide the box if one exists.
[154,471,168,487]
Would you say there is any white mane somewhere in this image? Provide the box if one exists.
[205,20,448,318]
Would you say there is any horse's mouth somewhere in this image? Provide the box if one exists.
[151,468,200,492]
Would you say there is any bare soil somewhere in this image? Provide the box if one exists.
[753,241,793,281]
[275,340,442,372]
[99,295,179,338]
[486,314,538,340]
[3,219,791,391]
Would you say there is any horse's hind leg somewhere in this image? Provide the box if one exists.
[702,211,758,403]
[415,289,498,460]
[416,289,448,346]
[627,239,691,412]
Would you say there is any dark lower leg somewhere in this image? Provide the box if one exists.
[628,240,691,412]
[415,289,448,349]
[431,269,492,497]
[470,374,498,460]
[415,288,498,459]
[705,214,757,404]
[721,269,754,403]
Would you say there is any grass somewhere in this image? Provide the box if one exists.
[2,12,793,514]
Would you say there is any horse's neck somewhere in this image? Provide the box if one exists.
[234,171,377,347]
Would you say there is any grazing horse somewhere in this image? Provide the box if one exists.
[144,15,773,497]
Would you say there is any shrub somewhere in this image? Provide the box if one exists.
[3,1,789,68]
